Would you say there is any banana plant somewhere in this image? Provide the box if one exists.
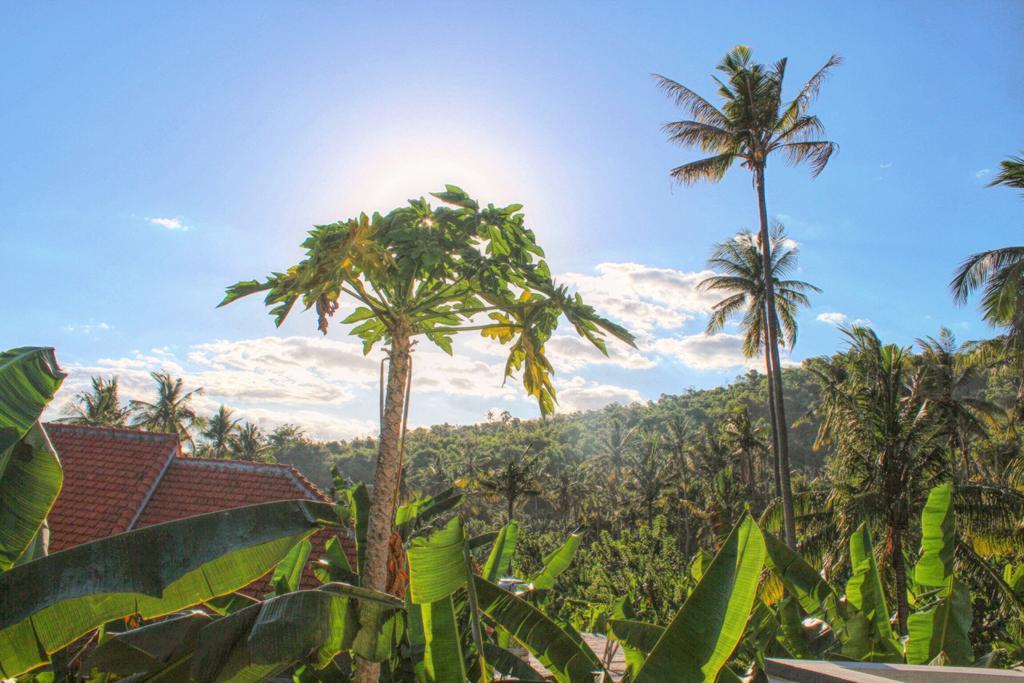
[750,483,977,669]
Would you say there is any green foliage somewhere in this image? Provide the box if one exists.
[0,347,65,571]
[219,187,634,416]
[633,515,766,682]
[0,500,337,678]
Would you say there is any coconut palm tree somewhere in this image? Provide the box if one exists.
[59,375,129,427]
[129,371,203,452]
[231,421,270,462]
[477,450,543,524]
[722,406,770,509]
[201,405,240,459]
[622,431,677,524]
[809,327,947,635]
[950,153,1024,420]
[656,46,839,546]
[699,225,819,515]
[916,328,1001,480]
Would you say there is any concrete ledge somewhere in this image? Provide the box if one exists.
[766,659,1024,682]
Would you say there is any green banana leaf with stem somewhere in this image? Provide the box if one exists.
[632,514,766,682]
[0,347,66,570]
[0,500,338,679]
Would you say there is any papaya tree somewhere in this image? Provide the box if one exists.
[219,186,634,680]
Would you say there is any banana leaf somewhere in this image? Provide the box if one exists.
[405,517,486,682]
[345,482,370,576]
[483,521,518,582]
[906,579,973,665]
[314,536,357,585]
[0,347,65,570]
[762,531,845,633]
[914,483,956,589]
[408,517,469,604]
[83,610,212,677]
[475,576,603,683]
[608,619,664,680]
[192,583,399,682]
[906,484,973,665]
[270,538,312,596]
[0,499,337,679]
[396,487,465,542]
[841,523,901,662]
[0,424,62,570]
[530,531,581,591]
[633,514,766,682]
[483,643,546,681]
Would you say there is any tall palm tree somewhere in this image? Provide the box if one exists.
[951,153,1024,418]
[809,327,945,635]
[129,371,203,452]
[916,328,1001,480]
[699,225,819,521]
[201,405,240,459]
[656,46,839,546]
[59,375,130,427]
[231,422,270,462]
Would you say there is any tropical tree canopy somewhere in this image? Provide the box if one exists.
[220,186,634,415]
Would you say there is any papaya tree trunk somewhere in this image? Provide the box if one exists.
[355,324,412,683]
[754,164,797,548]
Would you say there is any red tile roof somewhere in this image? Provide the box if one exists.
[133,457,331,527]
[45,424,178,552]
[43,423,356,591]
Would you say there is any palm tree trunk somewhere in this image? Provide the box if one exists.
[754,164,797,548]
[355,324,412,683]
[507,495,515,524]
[891,526,909,636]
[764,345,782,500]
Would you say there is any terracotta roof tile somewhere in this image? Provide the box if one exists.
[44,423,177,552]
[43,425,357,592]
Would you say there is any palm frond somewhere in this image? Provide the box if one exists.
[668,153,736,185]
[651,74,731,127]
[661,120,735,153]
[780,140,837,177]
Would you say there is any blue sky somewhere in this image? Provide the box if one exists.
[3,2,1021,438]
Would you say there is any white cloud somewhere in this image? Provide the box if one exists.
[544,335,656,371]
[649,332,752,370]
[560,262,719,333]
[147,216,188,231]
[851,318,872,327]
[975,169,991,179]
[62,321,112,335]
[879,162,893,169]
[648,332,798,371]
[554,376,643,414]
[816,312,848,325]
